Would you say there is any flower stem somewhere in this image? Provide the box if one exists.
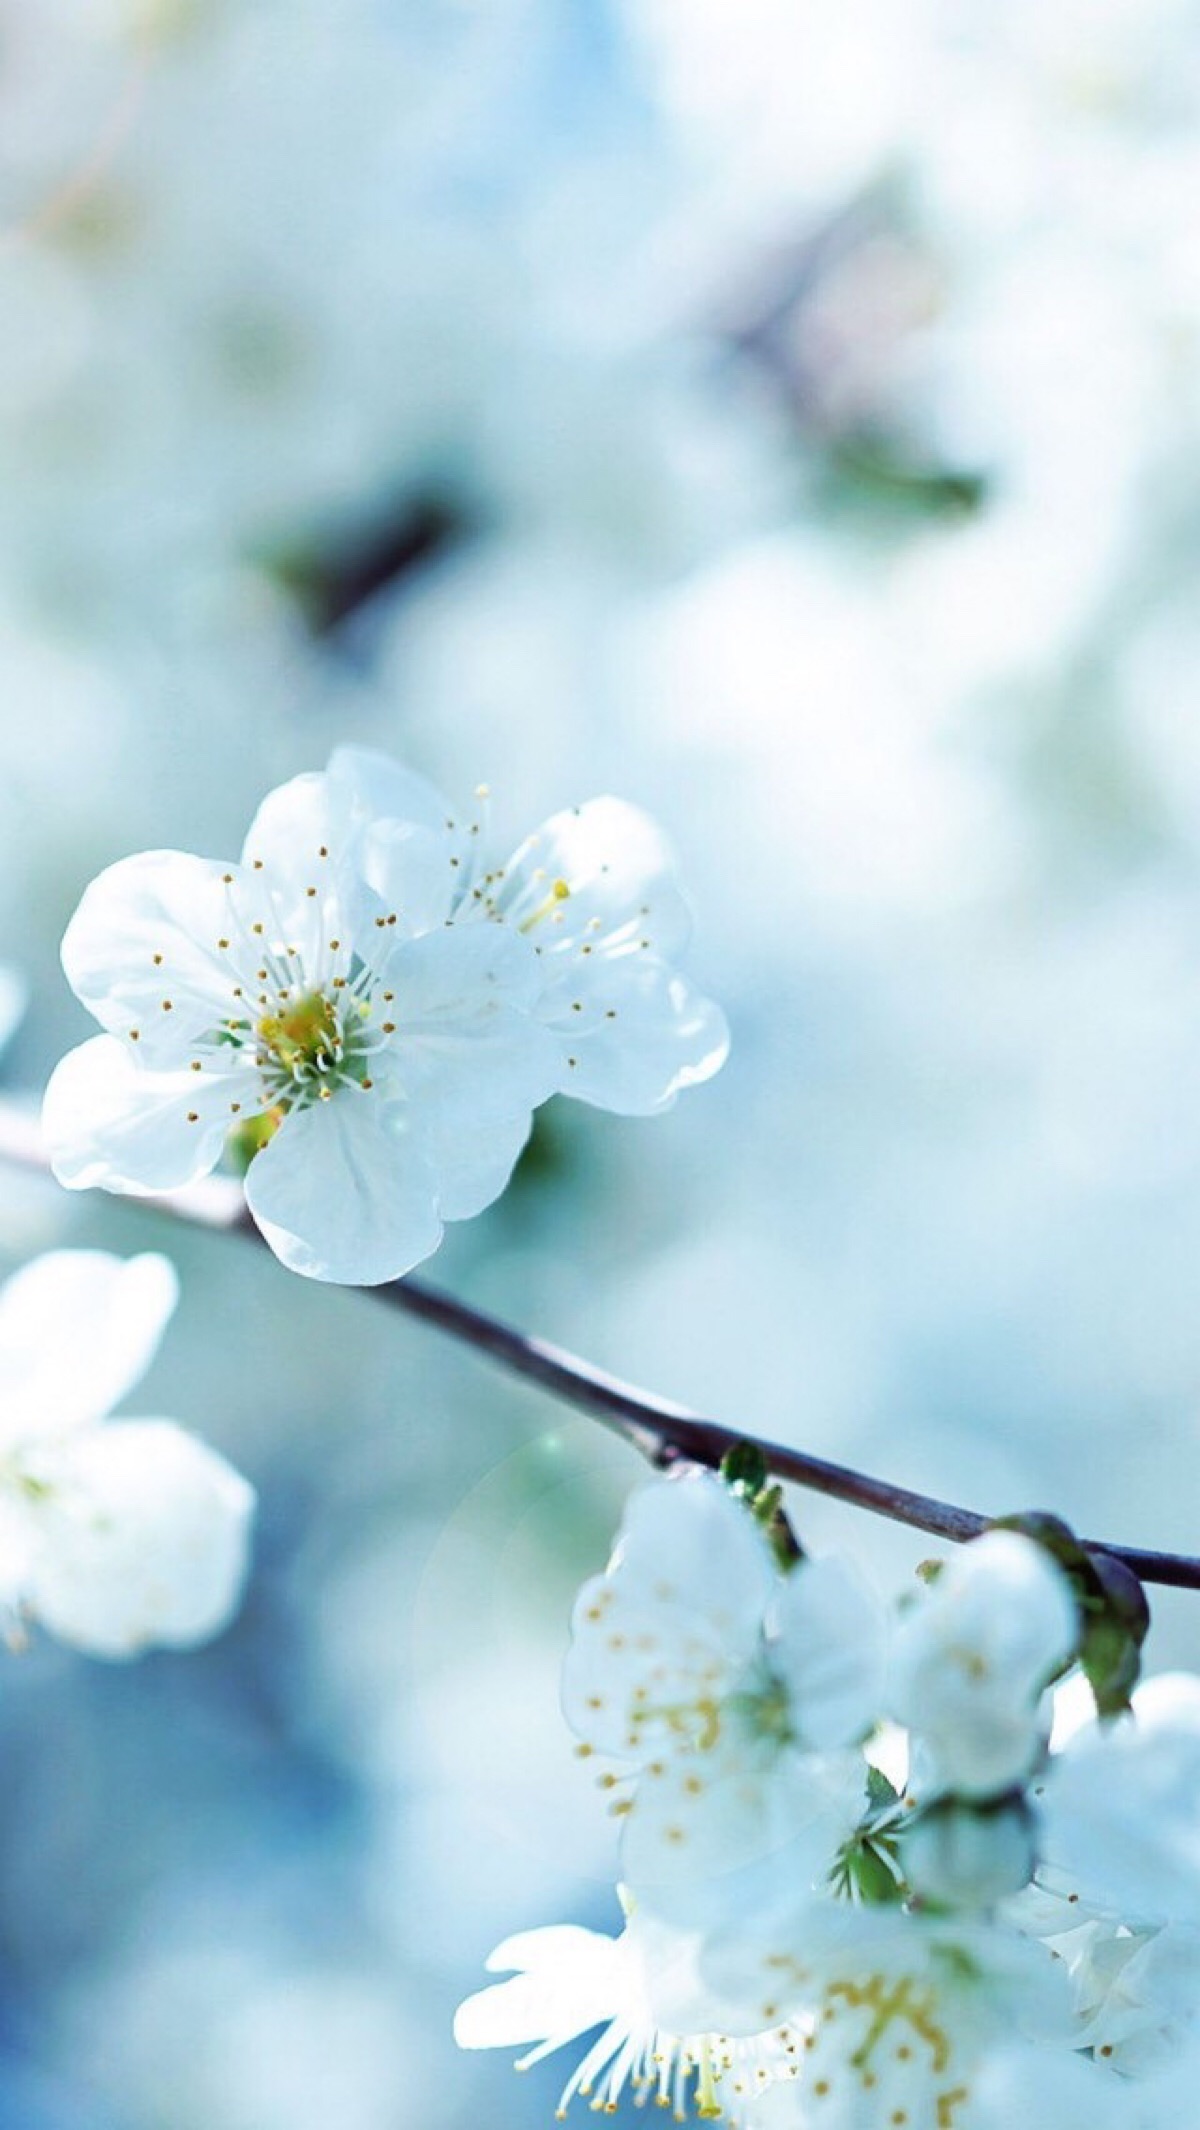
[2,1100,1197,1589]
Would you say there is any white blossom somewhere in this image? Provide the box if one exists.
[702,1899,1076,2130]
[455,1902,795,2124]
[0,1250,253,1657]
[561,1472,884,1931]
[887,1532,1079,1801]
[44,751,725,1284]
[902,1798,1036,1913]
[43,763,562,1283]
[329,747,729,1115]
[1038,1674,1200,1930]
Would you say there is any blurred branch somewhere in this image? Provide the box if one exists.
[2,1101,1197,1589]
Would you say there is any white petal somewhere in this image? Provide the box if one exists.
[427,1110,533,1222]
[327,745,457,837]
[44,1036,240,1195]
[454,1925,626,2051]
[61,849,242,1062]
[353,817,460,938]
[611,1472,778,1631]
[771,1554,887,1750]
[621,1747,862,1940]
[1042,1686,1200,1927]
[242,1092,443,1284]
[238,771,349,963]
[561,1577,736,1758]
[541,957,730,1114]
[888,1532,1079,1799]
[402,1011,561,1136]
[561,1475,778,1758]
[386,921,544,1021]
[381,928,562,1137]
[501,798,693,962]
[22,1420,254,1658]
[0,1250,178,1447]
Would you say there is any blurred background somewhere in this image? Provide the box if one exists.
[3,0,1200,2122]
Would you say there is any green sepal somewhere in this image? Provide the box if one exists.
[719,1442,804,1569]
[866,1764,902,1814]
[830,1771,907,1907]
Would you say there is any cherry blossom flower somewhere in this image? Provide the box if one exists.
[0,1250,253,1657]
[703,1898,1076,2130]
[455,1901,796,2124]
[328,746,730,1115]
[44,751,726,1283]
[1038,1674,1200,1930]
[43,765,563,1283]
[887,1531,1079,1801]
[561,1472,884,1931]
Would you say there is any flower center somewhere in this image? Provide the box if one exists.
[800,1970,969,2127]
[257,991,342,1078]
[249,985,380,1110]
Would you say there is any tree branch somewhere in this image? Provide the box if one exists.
[3,1101,1198,1589]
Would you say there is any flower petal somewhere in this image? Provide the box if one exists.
[242,1092,443,1284]
[21,1419,255,1658]
[540,957,729,1115]
[771,1554,887,1750]
[561,1474,778,1759]
[61,849,243,1062]
[455,1925,625,2051]
[386,919,544,1020]
[238,771,351,964]
[44,1035,240,1195]
[0,1249,178,1448]
[353,817,464,938]
[500,798,693,962]
[427,1110,534,1222]
[327,744,457,838]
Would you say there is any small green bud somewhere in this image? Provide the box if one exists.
[719,1441,803,1568]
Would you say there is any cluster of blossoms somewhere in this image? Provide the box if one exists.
[22,744,1200,2130]
[457,1465,1200,2128]
[2,750,724,1675]
[43,747,727,1285]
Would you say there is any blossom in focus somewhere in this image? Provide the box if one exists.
[454,1902,794,2123]
[329,747,730,1115]
[560,1471,884,1930]
[887,1531,1079,1801]
[0,1250,253,1657]
[43,763,562,1284]
[44,750,726,1284]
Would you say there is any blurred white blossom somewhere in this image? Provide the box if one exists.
[0,1249,253,1656]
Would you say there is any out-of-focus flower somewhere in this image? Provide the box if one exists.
[888,1532,1078,1800]
[902,1795,1036,1912]
[703,1899,1073,2128]
[1039,1674,1200,1929]
[0,1249,253,1657]
[44,751,726,1284]
[454,1901,792,2122]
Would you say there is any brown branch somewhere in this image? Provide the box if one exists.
[3,1101,1198,1589]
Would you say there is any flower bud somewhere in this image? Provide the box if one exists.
[904,1797,1036,1911]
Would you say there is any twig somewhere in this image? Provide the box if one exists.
[4,1101,1198,1589]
